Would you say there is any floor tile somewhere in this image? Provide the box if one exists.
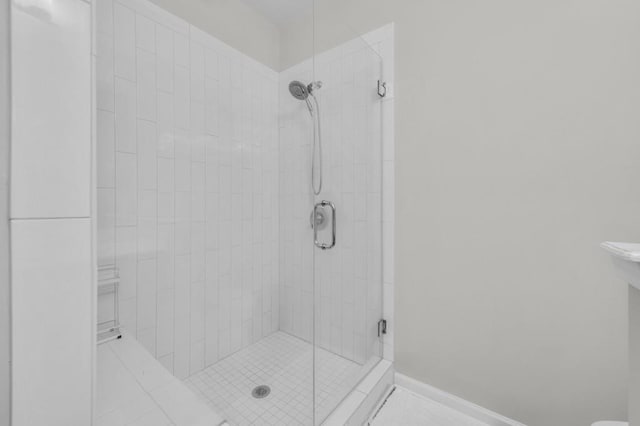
[184,332,371,425]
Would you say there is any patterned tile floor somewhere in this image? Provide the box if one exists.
[184,332,372,425]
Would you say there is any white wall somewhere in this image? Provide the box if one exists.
[147,0,280,71]
[278,37,385,365]
[281,1,640,425]
[96,0,280,379]
[10,0,94,425]
[0,0,9,424]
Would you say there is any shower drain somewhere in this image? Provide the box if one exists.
[252,385,271,399]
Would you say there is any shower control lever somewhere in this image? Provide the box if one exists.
[313,201,336,250]
[310,207,328,230]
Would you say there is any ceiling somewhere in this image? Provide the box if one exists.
[239,0,313,26]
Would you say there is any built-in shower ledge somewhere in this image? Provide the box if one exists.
[322,359,394,425]
[96,331,227,426]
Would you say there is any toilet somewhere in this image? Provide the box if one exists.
[591,422,628,426]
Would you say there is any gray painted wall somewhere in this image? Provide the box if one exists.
[0,0,10,424]
[148,0,281,70]
[280,1,639,425]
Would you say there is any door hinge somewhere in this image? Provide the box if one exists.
[377,319,387,337]
[377,80,387,98]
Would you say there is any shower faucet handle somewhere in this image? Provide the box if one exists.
[313,200,336,250]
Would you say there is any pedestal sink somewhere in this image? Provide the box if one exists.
[601,242,639,425]
[601,242,640,290]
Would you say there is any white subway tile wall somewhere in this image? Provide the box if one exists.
[97,0,280,379]
[278,40,384,365]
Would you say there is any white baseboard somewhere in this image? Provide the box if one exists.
[394,373,527,426]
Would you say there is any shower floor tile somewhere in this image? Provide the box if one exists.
[184,332,368,426]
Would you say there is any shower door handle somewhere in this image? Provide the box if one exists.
[313,201,336,250]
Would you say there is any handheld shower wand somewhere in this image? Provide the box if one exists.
[288,80,324,196]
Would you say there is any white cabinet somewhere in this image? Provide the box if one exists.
[11,0,91,219]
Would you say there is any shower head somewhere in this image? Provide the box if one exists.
[289,80,314,114]
[289,81,309,101]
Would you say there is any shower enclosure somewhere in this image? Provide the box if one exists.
[95,0,387,423]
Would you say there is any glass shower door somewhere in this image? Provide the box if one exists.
[311,27,385,424]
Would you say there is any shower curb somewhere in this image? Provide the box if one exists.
[322,360,394,426]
